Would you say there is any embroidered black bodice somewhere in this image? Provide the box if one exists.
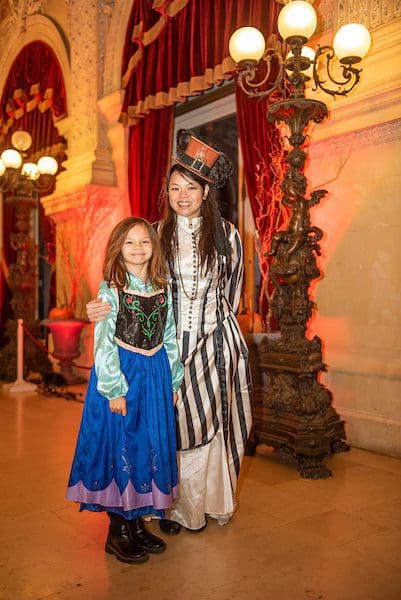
[115,289,168,351]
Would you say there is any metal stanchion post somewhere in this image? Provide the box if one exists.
[8,319,37,393]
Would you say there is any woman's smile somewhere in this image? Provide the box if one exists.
[168,171,208,220]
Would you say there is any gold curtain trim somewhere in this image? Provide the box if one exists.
[122,0,191,89]
[142,15,168,47]
[27,98,39,111]
[132,21,143,40]
[28,142,66,163]
[164,0,190,19]
[122,49,144,89]
[39,88,54,113]
[26,83,41,111]
[14,107,24,120]
[13,89,25,101]
[0,86,64,138]
[120,55,236,126]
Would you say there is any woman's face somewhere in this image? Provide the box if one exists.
[168,171,209,221]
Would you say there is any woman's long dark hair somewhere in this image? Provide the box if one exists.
[159,164,232,272]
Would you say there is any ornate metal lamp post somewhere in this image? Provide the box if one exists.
[229,0,371,478]
[0,130,58,380]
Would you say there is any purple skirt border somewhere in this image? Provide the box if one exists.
[66,478,178,511]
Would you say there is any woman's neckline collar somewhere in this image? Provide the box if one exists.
[176,215,202,229]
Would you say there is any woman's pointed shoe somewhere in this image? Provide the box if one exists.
[158,519,182,535]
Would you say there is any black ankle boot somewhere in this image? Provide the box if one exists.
[105,513,149,564]
[128,517,167,554]
[158,518,182,535]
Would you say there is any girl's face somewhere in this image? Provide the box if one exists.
[121,224,153,273]
[168,171,209,221]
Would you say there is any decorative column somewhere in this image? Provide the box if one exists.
[39,1,127,373]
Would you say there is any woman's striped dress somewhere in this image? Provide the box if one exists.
[167,215,253,530]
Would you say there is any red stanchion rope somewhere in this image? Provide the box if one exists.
[22,323,93,370]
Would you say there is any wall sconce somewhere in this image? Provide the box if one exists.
[229,0,371,479]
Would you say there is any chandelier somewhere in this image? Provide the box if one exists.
[0,129,58,197]
[229,0,371,103]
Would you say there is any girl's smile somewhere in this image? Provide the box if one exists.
[121,224,153,276]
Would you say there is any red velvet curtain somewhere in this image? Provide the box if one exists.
[121,0,277,123]
[0,41,67,331]
[0,42,66,143]
[236,87,289,320]
[233,1,290,319]
[122,0,281,229]
[128,106,174,221]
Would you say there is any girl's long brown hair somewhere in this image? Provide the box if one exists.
[103,217,168,291]
[159,164,231,272]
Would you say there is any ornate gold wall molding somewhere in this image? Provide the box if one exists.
[102,0,133,95]
[61,0,116,190]
[0,1,44,32]
[335,0,401,30]
[315,0,401,32]
[310,116,401,156]
[0,14,70,106]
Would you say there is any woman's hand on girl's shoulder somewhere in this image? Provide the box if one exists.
[109,397,127,416]
[86,298,111,322]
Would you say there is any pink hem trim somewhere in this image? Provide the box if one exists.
[66,478,178,510]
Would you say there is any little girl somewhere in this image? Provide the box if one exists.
[66,217,183,564]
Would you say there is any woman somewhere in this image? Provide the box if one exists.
[87,130,252,532]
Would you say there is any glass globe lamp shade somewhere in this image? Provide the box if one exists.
[278,0,317,42]
[11,130,32,152]
[0,159,5,177]
[286,45,315,78]
[333,23,371,64]
[37,155,58,175]
[21,162,40,180]
[1,149,22,169]
[229,27,265,64]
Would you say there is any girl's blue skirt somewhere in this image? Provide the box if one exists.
[66,346,178,519]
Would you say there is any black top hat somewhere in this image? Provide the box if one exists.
[172,129,233,188]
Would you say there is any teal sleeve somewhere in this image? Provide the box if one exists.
[93,282,129,400]
[163,287,184,393]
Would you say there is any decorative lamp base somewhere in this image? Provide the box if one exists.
[246,335,350,479]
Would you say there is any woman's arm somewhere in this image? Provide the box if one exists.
[225,224,244,314]
[87,297,111,322]
[163,287,184,393]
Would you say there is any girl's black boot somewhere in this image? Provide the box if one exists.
[128,517,167,554]
[105,513,149,564]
